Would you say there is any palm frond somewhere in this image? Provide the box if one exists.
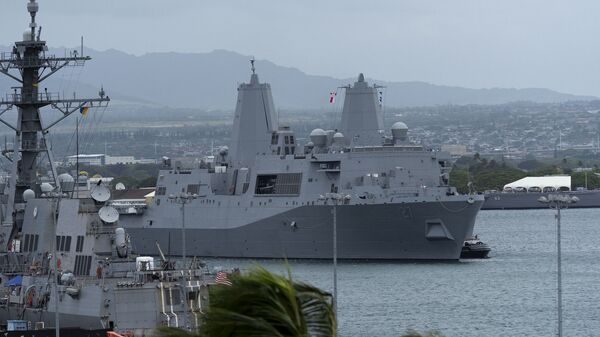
[200,265,335,337]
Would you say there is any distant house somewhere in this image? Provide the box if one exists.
[66,154,138,166]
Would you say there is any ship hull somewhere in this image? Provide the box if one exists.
[123,199,482,260]
[482,190,600,210]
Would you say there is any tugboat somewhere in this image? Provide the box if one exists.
[460,235,491,259]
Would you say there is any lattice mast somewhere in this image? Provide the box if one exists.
[0,0,109,249]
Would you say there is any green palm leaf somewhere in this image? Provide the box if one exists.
[199,265,335,337]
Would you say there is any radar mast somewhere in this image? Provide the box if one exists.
[0,0,110,251]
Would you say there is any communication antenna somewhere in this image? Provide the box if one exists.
[0,0,110,250]
[99,206,119,223]
[91,184,111,203]
[250,57,256,74]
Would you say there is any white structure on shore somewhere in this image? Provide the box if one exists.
[66,154,154,166]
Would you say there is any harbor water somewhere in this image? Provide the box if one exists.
[205,208,600,337]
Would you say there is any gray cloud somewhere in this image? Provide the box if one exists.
[1,0,599,96]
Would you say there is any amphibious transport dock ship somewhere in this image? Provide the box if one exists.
[482,175,600,210]
[117,68,484,260]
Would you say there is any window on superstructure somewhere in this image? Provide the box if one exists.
[255,173,302,195]
[23,234,29,252]
[290,136,295,144]
[76,235,84,252]
[271,133,279,145]
[156,186,166,196]
[285,147,290,155]
[56,235,71,252]
[74,255,92,276]
[285,136,289,145]
[255,175,277,194]
[187,184,200,195]
[65,236,71,251]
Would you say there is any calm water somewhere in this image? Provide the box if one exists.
[205,209,600,337]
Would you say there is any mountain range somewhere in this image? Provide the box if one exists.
[0,47,596,110]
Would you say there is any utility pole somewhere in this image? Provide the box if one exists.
[168,192,198,330]
[319,192,351,332]
[538,194,579,337]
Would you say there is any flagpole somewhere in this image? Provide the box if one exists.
[75,116,79,198]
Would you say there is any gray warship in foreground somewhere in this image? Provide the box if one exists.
[117,66,484,260]
[0,2,216,335]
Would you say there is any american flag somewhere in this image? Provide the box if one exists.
[215,271,232,286]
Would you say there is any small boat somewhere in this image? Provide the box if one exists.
[460,236,491,259]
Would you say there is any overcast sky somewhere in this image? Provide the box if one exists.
[1,0,599,96]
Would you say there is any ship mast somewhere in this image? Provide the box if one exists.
[0,0,109,252]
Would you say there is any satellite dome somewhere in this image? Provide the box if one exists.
[305,141,314,148]
[40,182,53,193]
[23,189,35,201]
[27,1,39,14]
[391,122,408,142]
[57,173,75,192]
[333,132,345,144]
[22,31,32,42]
[115,182,126,190]
[392,122,408,130]
[309,128,326,137]
[309,129,327,147]
[219,146,229,156]
[57,173,74,182]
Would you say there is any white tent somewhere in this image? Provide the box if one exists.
[503,176,571,192]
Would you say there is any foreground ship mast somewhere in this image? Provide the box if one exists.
[0,0,109,251]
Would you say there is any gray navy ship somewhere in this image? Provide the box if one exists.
[0,2,217,335]
[482,175,600,209]
[117,66,484,260]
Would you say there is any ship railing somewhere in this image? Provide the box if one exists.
[0,262,43,275]
[74,268,214,285]
[2,91,61,105]
[352,145,424,153]
[0,52,13,61]
[0,54,89,69]
[20,139,47,152]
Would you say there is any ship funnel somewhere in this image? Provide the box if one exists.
[229,62,279,167]
[340,73,384,146]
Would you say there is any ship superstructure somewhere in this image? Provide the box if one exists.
[117,68,484,260]
[0,2,216,335]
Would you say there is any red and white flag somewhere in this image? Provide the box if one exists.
[329,91,337,104]
[215,271,232,286]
